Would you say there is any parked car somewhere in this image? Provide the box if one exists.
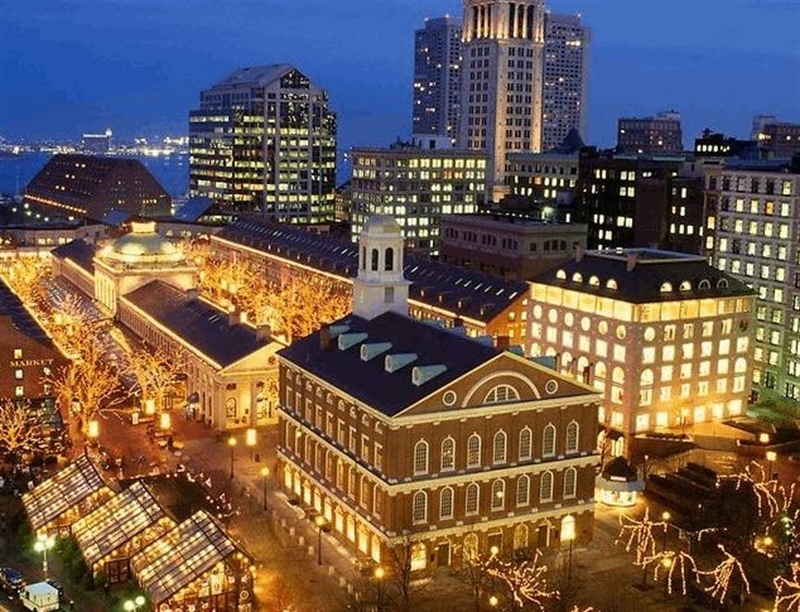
[0,566,25,595]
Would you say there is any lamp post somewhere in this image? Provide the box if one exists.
[34,533,55,577]
[565,531,575,583]
[246,428,256,461]
[228,436,237,479]
[315,515,327,566]
[661,511,671,552]
[86,419,100,455]
[374,566,386,612]
[123,595,146,612]
[261,466,270,511]
[661,557,672,597]
[766,450,777,481]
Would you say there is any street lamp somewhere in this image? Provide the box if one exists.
[228,436,237,479]
[374,566,386,612]
[34,533,55,577]
[489,595,499,608]
[564,530,576,583]
[661,557,673,597]
[766,450,777,481]
[123,595,146,611]
[661,511,671,552]
[315,515,327,566]
[246,428,256,461]
[261,466,270,511]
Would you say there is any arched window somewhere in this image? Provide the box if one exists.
[539,471,554,502]
[556,269,567,280]
[412,491,427,524]
[572,272,583,283]
[492,430,507,464]
[589,275,600,286]
[465,483,480,515]
[464,533,479,559]
[606,279,618,290]
[716,278,729,288]
[679,280,692,291]
[698,279,711,289]
[565,421,579,454]
[640,369,654,386]
[595,361,607,379]
[542,424,556,457]
[485,384,520,404]
[467,434,482,468]
[660,282,673,293]
[513,524,529,551]
[734,357,748,373]
[413,440,429,475]
[612,367,625,384]
[371,248,379,271]
[491,479,505,511]
[441,437,455,472]
[411,542,427,571]
[439,487,454,520]
[563,467,577,498]
[518,427,532,461]
[515,475,530,507]
[385,247,394,272]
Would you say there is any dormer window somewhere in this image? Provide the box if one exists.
[699,279,711,290]
[589,275,600,286]
[556,269,566,280]
[572,272,583,283]
[660,282,673,293]
[679,281,692,291]
[606,279,618,290]
[716,278,728,288]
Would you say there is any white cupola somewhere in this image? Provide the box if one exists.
[352,214,410,320]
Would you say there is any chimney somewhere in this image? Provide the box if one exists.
[320,326,332,350]
[256,324,272,342]
[575,246,584,262]
[228,306,237,327]
[496,335,510,350]
[626,252,637,272]
[186,288,199,303]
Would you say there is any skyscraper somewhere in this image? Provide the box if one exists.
[189,64,337,223]
[542,12,590,152]
[459,0,546,201]
[412,16,463,144]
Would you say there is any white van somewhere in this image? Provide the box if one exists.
[20,582,59,612]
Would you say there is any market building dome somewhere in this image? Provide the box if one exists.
[101,220,184,266]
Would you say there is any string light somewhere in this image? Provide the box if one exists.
[718,461,794,519]
[486,550,557,610]
[774,561,800,611]
[697,544,750,605]
[615,508,667,564]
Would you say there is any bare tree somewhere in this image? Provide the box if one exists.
[450,542,498,612]
[382,536,435,612]
[485,550,557,612]
[0,398,40,459]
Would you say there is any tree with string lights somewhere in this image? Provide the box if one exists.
[485,550,557,612]
[696,543,751,607]
[774,561,800,611]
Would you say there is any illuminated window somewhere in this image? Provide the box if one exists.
[565,421,579,453]
[518,427,532,461]
[413,440,429,475]
[465,483,480,515]
[491,480,505,511]
[467,434,482,468]
[13,349,22,359]
[485,385,519,404]
[412,491,427,524]
[542,424,556,457]
[539,471,554,502]
[441,437,455,472]
[563,467,577,498]
[516,475,530,506]
[439,488,454,520]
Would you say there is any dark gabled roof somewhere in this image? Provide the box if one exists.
[122,280,268,368]
[533,249,755,303]
[51,239,96,275]
[279,311,500,416]
[215,63,295,88]
[216,218,527,324]
[0,277,54,347]
[173,196,214,223]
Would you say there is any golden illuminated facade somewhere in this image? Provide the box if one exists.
[189,64,337,222]
[350,146,488,257]
[705,161,800,400]
[529,249,756,453]
[459,0,546,200]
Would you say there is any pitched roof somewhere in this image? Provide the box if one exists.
[532,249,755,303]
[0,277,53,347]
[71,481,170,566]
[215,63,296,87]
[130,510,244,606]
[22,455,112,530]
[216,218,527,324]
[51,239,96,275]
[122,280,269,368]
[279,311,500,416]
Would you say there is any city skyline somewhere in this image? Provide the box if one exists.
[0,0,798,149]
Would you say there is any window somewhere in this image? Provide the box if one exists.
[467,434,482,468]
[374,443,383,471]
[14,369,23,380]
[542,424,556,457]
[516,475,530,507]
[518,427,532,460]
[492,431,507,464]
[412,491,427,524]
[563,467,577,498]
[491,480,505,511]
[13,348,22,359]
[371,248,379,271]
[485,384,519,404]
[539,471,554,502]
[385,247,394,271]
[441,437,455,471]
[565,421,579,454]
[440,488,454,520]
[465,483,480,515]
[413,440,429,475]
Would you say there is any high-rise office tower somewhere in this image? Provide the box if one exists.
[541,12,590,152]
[617,111,683,155]
[189,64,337,222]
[459,0,546,202]
[412,16,463,144]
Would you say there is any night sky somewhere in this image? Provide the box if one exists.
[1,0,798,149]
